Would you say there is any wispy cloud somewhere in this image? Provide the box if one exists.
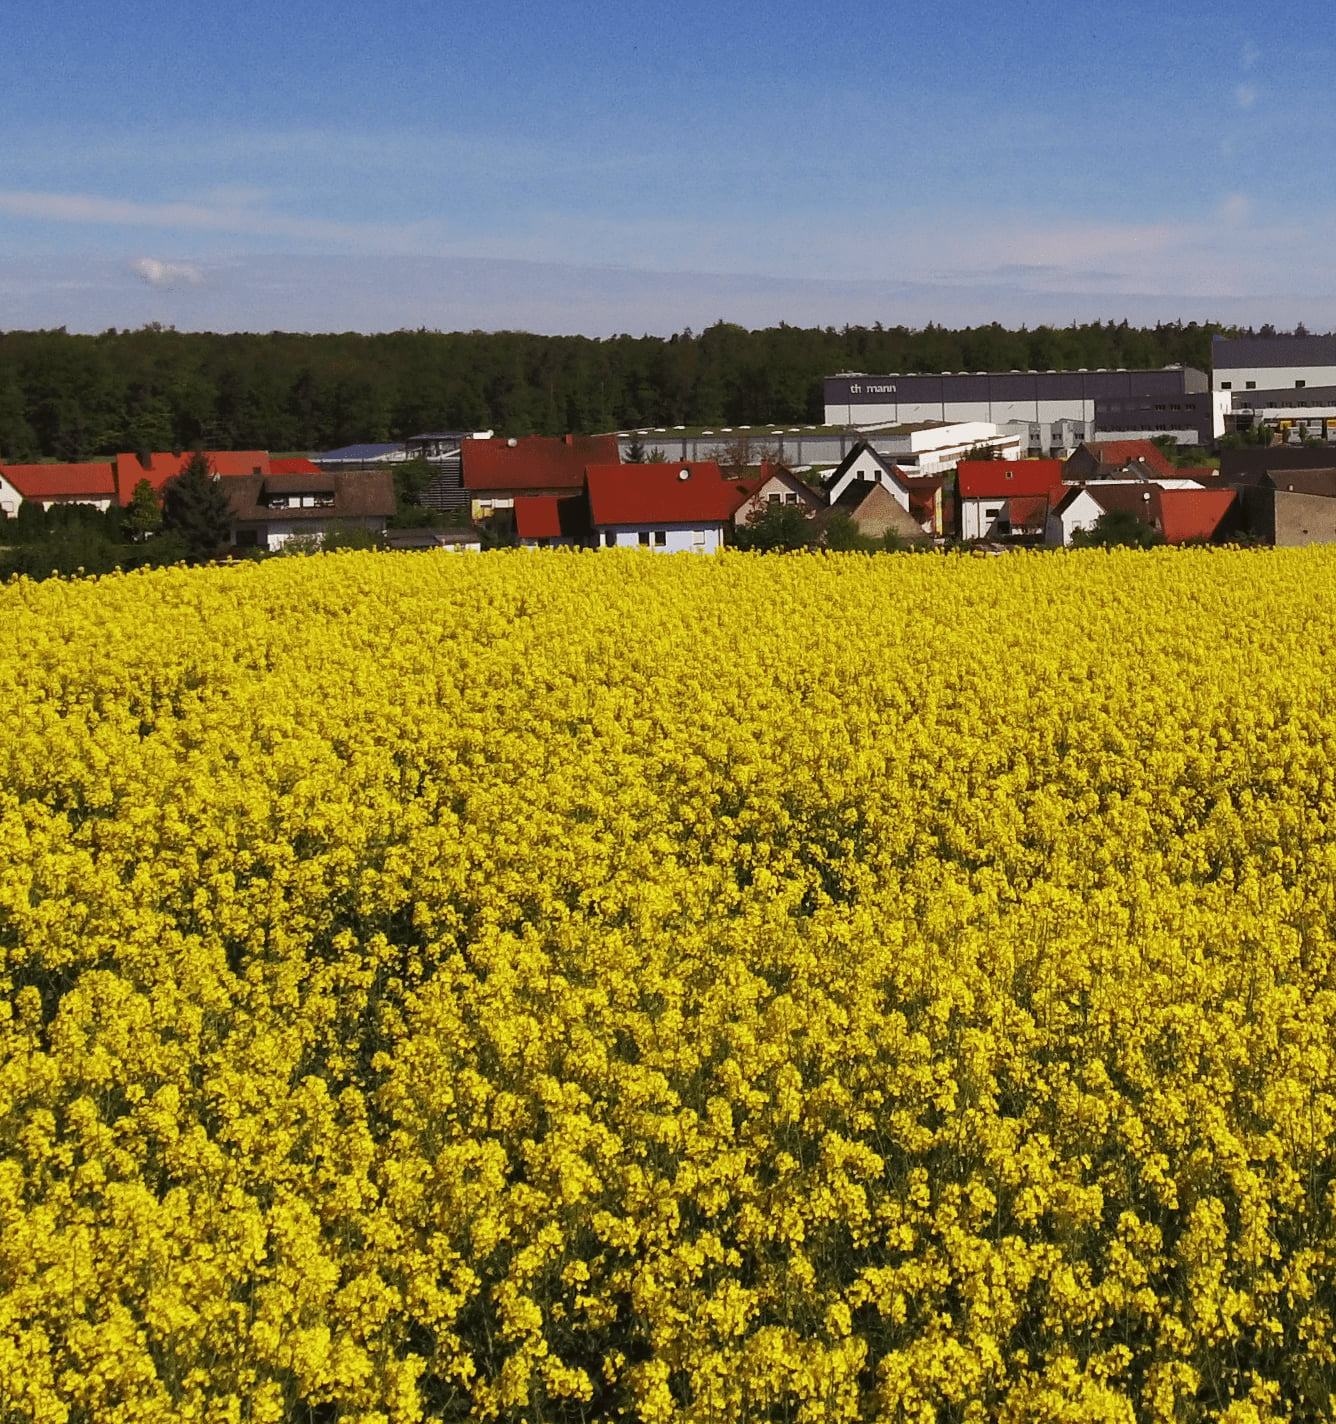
[1235,83,1258,110]
[0,189,441,252]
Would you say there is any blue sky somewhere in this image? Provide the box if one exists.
[3,0,1334,334]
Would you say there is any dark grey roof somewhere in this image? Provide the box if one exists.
[1260,469,1336,497]
[383,527,479,548]
[1220,447,1336,483]
[226,469,396,522]
[1214,335,1336,369]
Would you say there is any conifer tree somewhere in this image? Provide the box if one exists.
[161,452,234,559]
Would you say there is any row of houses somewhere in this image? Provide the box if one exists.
[0,451,397,550]
[10,433,1336,554]
[954,440,1336,548]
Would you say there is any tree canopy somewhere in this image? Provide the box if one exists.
[0,320,1233,461]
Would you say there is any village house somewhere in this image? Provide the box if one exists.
[1234,468,1336,547]
[732,462,822,526]
[585,462,754,552]
[0,462,119,514]
[955,459,1065,540]
[820,480,928,543]
[462,434,621,521]
[1047,483,1237,545]
[114,450,272,498]
[224,468,397,550]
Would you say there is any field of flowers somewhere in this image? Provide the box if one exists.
[5,546,1336,1423]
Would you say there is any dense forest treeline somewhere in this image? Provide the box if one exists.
[0,319,1234,461]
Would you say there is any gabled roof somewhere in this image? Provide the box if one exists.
[463,434,621,493]
[1221,447,1336,483]
[585,462,753,526]
[1,462,117,502]
[1054,482,1235,543]
[264,473,336,495]
[1007,495,1052,531]
[269,457,323,475]
[115,450,271,499]
[1156,488,1236,542]
[514,494,589,540]
[829,478,883,513]
[225,469,396,522]
[756,462,822,500]
[824,440,899,484]
[1258,468,1336,497]
[1083,440,1177,477]
[956,459,1064,500]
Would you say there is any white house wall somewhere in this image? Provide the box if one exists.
[1047,489,1104,545]
[827,458,911,509]
[0,473,25,516]
[598,523,724,553]
[960,498,1010,541]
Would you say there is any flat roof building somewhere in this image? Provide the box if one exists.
[824,367,1211,452]
[1213,335,1336,394]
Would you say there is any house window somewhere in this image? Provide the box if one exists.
[785,493,798,504]
[654,530,667,546]
[268,495,289,509]
[1220,381,1232,389]
[1246,381,1256,390]
[1297,380,1307,388]
[638,531,651,546]
[693,529,706,547]
[768,493,781,505]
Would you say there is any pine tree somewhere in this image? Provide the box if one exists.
[125,478,163,541]
[161,452,234,559]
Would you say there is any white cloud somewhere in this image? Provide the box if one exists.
[1220,193,1252,225]
[129,257,205,288]
[0,188,441,252]
[1235,83,1258,110]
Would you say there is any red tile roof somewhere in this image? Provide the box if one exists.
[1156,488,1236,543]
[956,459,1064,500]
[115,451,271,500]
[268,457,322,475]
[514,496,562,538]
[586,463,754,525]
[1,462,117,502]
[1087,440,1176,477]
[462,434,620,493]
[1006,495,1052,530]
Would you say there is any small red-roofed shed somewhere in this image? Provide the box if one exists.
[514,494,589,546]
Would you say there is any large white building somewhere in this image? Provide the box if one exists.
[824,367,1211,452]
[1212,335,1336,395]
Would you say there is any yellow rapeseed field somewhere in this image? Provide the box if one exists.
[5,546,1336,1424]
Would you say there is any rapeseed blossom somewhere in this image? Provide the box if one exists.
[4,547,1336,1421]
